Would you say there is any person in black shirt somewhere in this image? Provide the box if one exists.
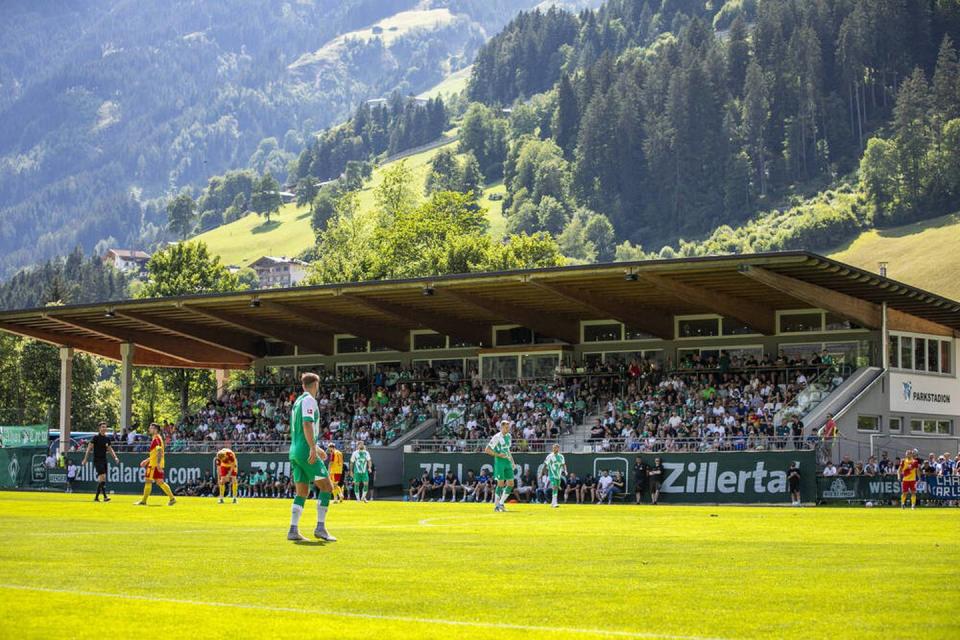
[634,457,649,504]
[649,457,664,505]
[80,422,119,502]
[788,461,802,506]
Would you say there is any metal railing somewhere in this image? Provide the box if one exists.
[775,364,853,426]
[411,435,817,454]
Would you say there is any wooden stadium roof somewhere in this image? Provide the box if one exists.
[0,251,957,369]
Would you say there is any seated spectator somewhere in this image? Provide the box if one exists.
[564,472,581,504]
[822,462,838,476]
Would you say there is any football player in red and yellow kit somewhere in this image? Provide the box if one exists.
[215,447,239,504]
[898,448,920,509]
[327,443,344,503]
[135,423,176,506]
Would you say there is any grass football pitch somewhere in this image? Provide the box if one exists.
[1,493,958,639]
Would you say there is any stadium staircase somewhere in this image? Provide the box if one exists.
[778,366,885,434]
[560,413,601,452]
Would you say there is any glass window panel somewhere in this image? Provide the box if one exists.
[678,317,719,338]
[336,336,367,354]
[583,323,622,342]
[642,349,664,364]
[941,340,952,374]
[337,364,369,378]
[450,336,479,348]
[583,352,603,367]
[413,333,447,351]
[928,339,940,373]
[914,337,926,371]
[857,416,879,432]
[937,421,952,434]
[370,343,394,352]
[910,419,923,433]
[625,326,655,340]
[824,342,860,366]
[495,327,533,346]
[888,335,899,368]
[721,317,755,335]
[534,333,558,344]
[521,353,560,379]
[779,343,821,363]
[825,313,861,331]
[482,355,519,380]
[779,312,823,333]
[888,417,901,432]
[900,337,913,370]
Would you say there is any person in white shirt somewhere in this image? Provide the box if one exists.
[597,470,615,504]
[822,462,838,476]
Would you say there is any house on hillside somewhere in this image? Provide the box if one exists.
[248,256,310,288]
[102,249,151,275]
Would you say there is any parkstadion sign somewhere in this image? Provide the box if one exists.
[889,371,960,416]
[404,451,817,503]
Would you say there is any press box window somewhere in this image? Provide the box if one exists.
[779,312,823,333]
[583,323,622,342]
[336,336,367,354]
[495,327,534,346]
[678,317,719,338]
[721,317,755,336]
[413,333,447,351]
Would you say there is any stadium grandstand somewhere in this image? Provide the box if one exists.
[1,251,959,495]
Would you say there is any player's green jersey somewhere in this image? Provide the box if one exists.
[545,452,565,479]
[289,392,318,462]
[488,432,512,456]
[352,449,370,475]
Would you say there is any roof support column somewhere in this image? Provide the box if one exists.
[58,347,73,457]
[119,343,135,432]
[215,368,229,401]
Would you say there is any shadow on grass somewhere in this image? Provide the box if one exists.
[293,539,327,547]
[873,213,960,239]
[252,220,281,235]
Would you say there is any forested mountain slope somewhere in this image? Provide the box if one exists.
[0,0,548,277]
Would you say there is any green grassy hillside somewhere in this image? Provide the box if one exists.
[829,213,960,301]
[195,139,508,268]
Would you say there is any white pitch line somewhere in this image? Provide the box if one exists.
[0,583,727,640]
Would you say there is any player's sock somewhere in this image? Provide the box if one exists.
[141,483,152,503]
[94,482,102,499]
[911,494,917,508]
[219,483,225,499]
[232,480,238,499]
[901,493,906,507]
[552,489,558,506]
[158,481,174,498]
[291,495,305,528]
[317,492,330,524]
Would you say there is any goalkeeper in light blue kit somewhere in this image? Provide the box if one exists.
[484,420,514,512]
[544,443,567,508]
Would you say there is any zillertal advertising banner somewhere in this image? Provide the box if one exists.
[58,452,294,493]
[403,451,817,503]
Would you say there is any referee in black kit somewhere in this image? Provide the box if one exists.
[80,422,119,502]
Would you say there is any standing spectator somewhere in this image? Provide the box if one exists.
[649,457,664,505]
[787,462,801,506]
[864,456,879,476]
[66,460,78,493]
[634,457,649,504]
[878,451,892,475]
